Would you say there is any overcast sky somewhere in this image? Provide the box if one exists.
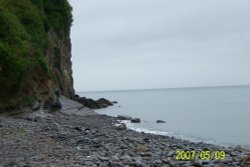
[69,0,250,92]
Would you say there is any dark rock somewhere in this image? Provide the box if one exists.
[74,94,80,100]
[7,161,18,167]
[131,118,141,123]
[74,96,114,109]
[112,101,118,104]
[74,126,82,131]
[76,138,92,145]
[33,116,43,123]
[156,120,165,123]
[51,98,62,111]
[116,123,127,131]
[97,98,113,106]
[192,160,203,167]
[32,101,41,111]
[117,115,132,120]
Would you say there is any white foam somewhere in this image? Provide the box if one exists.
[120,120,221,146]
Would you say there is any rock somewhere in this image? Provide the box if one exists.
[98,156,109,161]
[240,155,250,163]
[120,155,132,162]
[131,118,141,123]
[74,126,82,131]
[156,120,165,123]
[33,116,43,123]
[192,160,203,167]
[135,145,148,153]
[97,98,113,106]
[133,160,148,167]
[167,150,175,157]
[116,123,127,131]
[74,94,80,100]
[51,98,62,111]
[32,101,41,111]
[7,161,18,167]
[84,128,91,132]
[112,101,118,104]
[75,97,100,109]
[75,96,115,109]
[117,115,132,120]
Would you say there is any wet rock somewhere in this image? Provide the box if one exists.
[116,123,127,131]
[131,118,141,123]
[97,98,113,107]
[117,115,132,120]
[74,96,114,109]
[156,120,165,123]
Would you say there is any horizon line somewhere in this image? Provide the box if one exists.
[76,84,250,93]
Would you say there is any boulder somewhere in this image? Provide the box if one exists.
[116,123,127,130]
[131,118,141,123]
[74,96,114,109]
[32,101,41,111]
[156,120,165,123]
[117,115,132,120]
[97,98,113,106]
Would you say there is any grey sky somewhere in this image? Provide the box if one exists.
[69,0,250,92]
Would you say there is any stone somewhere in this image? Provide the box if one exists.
[135,145,149,153]
[117,115,132,120]
[75,96,114,109]
[33,116,43,123]
[156,120,165,123]
[97,98,113,106]
[167,150,175,157]
[116,123,127,131]
[192,160,203,167]
[120,155,132,162]
[131,118,141,123]
[133,160,148,167]
[32,101,41,111]
[98,156,109,161]
[74,126,82,131]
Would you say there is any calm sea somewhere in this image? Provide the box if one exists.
[78,85,250,147]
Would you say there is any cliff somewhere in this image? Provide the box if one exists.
[0,0,74,109]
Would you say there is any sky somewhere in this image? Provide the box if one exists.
[69,0,250,92]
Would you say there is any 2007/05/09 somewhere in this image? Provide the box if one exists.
[176,150,226,160]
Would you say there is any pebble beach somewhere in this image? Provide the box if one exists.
[0,97,250,167]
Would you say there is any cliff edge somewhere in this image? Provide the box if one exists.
[0,0,74,109]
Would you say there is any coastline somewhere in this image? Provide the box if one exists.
[0,97,249,166]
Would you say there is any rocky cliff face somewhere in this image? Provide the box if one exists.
[0,0,74,108]
[47,29,74,99]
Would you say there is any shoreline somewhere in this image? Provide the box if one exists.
[119,120,249,149]
[0,97,250,166]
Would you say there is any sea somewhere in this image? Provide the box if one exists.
[78,85,250,148]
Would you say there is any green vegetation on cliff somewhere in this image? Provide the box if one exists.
[0,0,73,108]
